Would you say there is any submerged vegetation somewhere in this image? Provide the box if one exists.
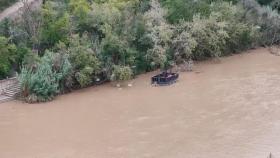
[0,0,280,102]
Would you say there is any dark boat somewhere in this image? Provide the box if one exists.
[151,72,179,86]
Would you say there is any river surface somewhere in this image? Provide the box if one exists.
[1,48,280,158]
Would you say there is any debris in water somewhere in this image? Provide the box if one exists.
[116,83,121,88]
[268,153,273,158]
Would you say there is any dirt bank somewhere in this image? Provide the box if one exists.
[1,48,280,158]
[0,0,41,21]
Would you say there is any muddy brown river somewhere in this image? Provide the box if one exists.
[1,48,280,158]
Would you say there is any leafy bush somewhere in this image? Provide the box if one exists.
[0,19,11,38]
[161,0,212,23]
[22,51,40,69]
[171,1,260,60]
[188,14,229,59]
[101,26,135,66]
[211,1,260,53]
[241,0,280,45]
[172,23,197,63]
[110,65,133,82]
[224,22,260,53]
[0,36,17,79]
[75,67,94,88]
[19,51,72,103]
[67,34,100,87]
[19,61,59,102]
[144,0,172,68]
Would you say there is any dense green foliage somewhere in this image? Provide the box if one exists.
[19,51,71,102]
[0,36,29,79]
[0,36,17,79]
[1,0,280,102]
[111,65,133,82]
[67,34,100,88]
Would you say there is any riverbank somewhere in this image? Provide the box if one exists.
[0,0,18,12]
[0,0,41,21]
[1,48,280,158]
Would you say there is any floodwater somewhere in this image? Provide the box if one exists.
[1,48,280,158]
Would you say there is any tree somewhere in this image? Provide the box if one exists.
[188,14,229,59]
[0,18,11,38]
[40,1,70,48]
[161,0,212,23]
[172,23,197,63]
[241,0,280,45]
[20,0,42,50]
[69,0,91,33]
[67,34,100,88]
[0,36,17,79]
[144,0,173,69]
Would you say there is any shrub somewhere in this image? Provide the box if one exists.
[241,0,280,45]
[0,35,33,79]
[0,36,17,79]
[51,49,73,90]
[162,0,212,23]
[188,14,229,59]
[224,22,260,53]
[19,51,72,102]
[101,26,135,66]
[19,60,59,102]
[211,1,260,53]
[75,67,94,88]
[171,1,260,60]
[0,19,11,38]
[144,0,172,68]
[110,65,133,82]
[22,51,40,69]
[84,1,122,36]
[68,34,100,87]
[172,23,197,63]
